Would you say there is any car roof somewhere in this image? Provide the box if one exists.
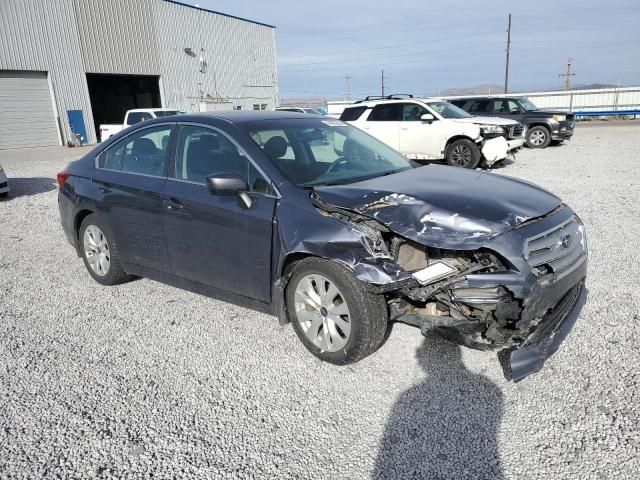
[154,110,318,123]
[128,107,181,113]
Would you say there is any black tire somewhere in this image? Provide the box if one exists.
[79,213,132,286]
[445,138,481,169]
[286,257,389,365]
[526,126,552,148]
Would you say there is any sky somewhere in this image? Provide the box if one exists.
[197,0,640,99]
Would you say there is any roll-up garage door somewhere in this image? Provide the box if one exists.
[0,71,59,149]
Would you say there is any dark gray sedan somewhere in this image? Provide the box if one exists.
[58,111,587,380]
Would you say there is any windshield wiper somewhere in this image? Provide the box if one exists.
[303,168,410,188]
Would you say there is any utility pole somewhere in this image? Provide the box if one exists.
[559,57,575,90]
[381,69,385,97]
[345,74,351,101]
[504,13,512,94]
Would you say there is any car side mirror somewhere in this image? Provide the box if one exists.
[511,108,520,114]
[206,173,252,208]
[420,113,435,123]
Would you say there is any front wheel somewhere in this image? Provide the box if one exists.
[526,126,551,148]
[445,139,481,169]
[286,258,389,365]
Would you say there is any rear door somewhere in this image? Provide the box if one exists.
[94,124,174,271]
[162,123,276,302]
[359,103,401,149]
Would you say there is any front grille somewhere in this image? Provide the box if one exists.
[524,216,587,278]
[508,124,524,138]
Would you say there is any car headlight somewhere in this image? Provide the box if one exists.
[552,114,566,121]
[480,125,505,135]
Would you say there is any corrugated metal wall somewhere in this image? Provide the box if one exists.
[0,0,278,146]
[73,0,160,75]
[153,1,277,112]
[0,0,96,144]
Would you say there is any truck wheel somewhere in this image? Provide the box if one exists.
[286,258,388,365]
[526,126,551,148]
[446,139,480,169]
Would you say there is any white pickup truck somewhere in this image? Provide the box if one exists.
[99,108,183,142]
[340,96,525,169]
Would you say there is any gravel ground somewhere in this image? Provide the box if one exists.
[1,122,639,479]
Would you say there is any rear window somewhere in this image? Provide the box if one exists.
[154,110,182,117]
[339,106,367,121]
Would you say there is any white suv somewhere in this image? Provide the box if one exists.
[340,96,525,169]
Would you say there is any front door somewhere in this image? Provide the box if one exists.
[397,102,445,159]
[162,124,276,302]
[95,124,174,272]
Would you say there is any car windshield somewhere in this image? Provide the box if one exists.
[426,101,472,119]
[243,119,414,188]
[519,98,538,111]
[154,110,183,117]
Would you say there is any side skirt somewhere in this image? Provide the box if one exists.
[124,263,277,317]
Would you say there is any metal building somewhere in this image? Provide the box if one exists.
[0,0,277,149]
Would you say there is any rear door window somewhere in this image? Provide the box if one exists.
[126,112,153,125]
[368,104,402,121]
[99,125,172,177]
[468,100,490,114]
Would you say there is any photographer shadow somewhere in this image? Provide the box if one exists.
[373,334,504,480]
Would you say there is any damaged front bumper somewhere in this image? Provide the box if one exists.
[388,207,588,381]
[501,280,586,382]
[481,137,525,167]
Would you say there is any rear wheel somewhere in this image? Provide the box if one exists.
[445,139,481,169]
[286,258,388,365]
[79,214,131,285]
[526,126,551,148]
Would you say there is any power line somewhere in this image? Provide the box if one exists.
[279,30,503,60]
[280,48,503,74]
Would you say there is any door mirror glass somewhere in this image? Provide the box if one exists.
[420,113,435,122]
[206,173,246,196]
[207,173,253,209]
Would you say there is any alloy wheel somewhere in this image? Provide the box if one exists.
[83,225,111,276]
[450,144,472,167]
[294,274,351,352]
[530,130,547,146]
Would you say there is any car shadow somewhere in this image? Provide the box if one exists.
[0,177,56,200]
[372,334,504,480]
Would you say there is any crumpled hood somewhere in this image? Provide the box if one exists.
[454,116,519,126]
[313,165,562,249]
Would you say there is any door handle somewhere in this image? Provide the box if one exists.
[94,180,112,194]
[162,198,184,211]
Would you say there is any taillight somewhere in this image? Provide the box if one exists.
[56,171,70,189]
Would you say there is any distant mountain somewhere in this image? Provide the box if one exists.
[571,83,618,90]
